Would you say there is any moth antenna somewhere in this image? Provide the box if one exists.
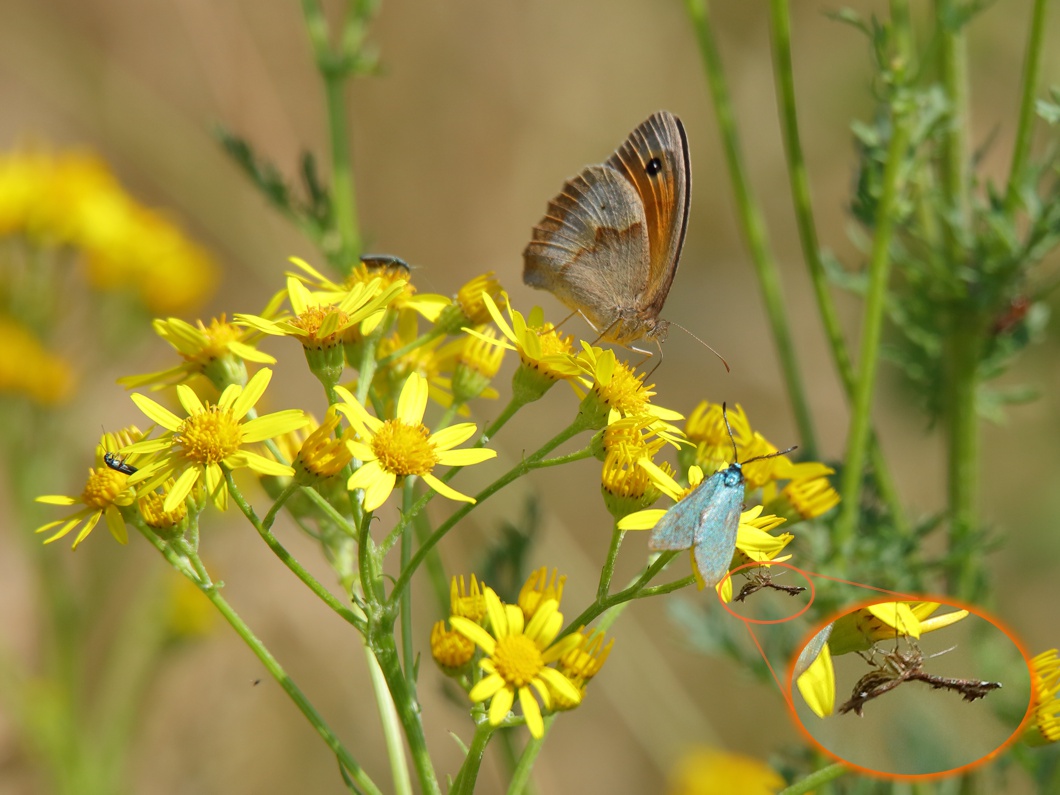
[669,321,729,372]
[740,445,798,466]
[721,403,739,463]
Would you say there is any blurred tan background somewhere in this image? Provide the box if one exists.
[2,1,1059,792]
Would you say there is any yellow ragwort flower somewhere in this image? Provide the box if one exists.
[0,148,217,313]
[0,316,74,405]
[518,567,566,620]
[123,368,308,512]
[295,408,355,480]
[118,314,277,391]
[434,272,507,333]
[576,344,684,429]
[1024,649,1060,746]
[431,620,476,672]
[778,472,840,520]
[471,293,580,395]
[334,372,497,512]
[440,327,505,405]
[290,255,450,322]
[552,627,614,711]
[667,747,784,795]
[681,401,753,475]
[451,574,488,623]
[34,428,145,548]
[450,587,583,738]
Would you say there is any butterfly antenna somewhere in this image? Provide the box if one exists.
[669,321,729,372]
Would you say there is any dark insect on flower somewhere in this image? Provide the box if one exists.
[733,567,806,603]
[103,452,138,476]
[838,640,1001,717]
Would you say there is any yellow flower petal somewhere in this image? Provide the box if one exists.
[131,393,183,431]
[488,684,514,726]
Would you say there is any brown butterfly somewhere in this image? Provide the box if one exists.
[523,111,691,354]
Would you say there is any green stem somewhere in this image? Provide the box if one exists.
[945,314,982,598]
[561,552,684,636]
[596,527,625,600]
[140,528,380,795]
[507,718,552,795]
[767,0,908,534]
[685,0,818,459]
[387,416,592,605]
[364,642,413,795]
[451,715,497,795]
[370,631,441,795]
[400,479,415,677]
[834,41,913,548]
[777,763,849,795]
[935,0,969,238]
[226,472,366,632]
[481,394,525,445]
[1004,0,1048,213]
[308,5,361,270]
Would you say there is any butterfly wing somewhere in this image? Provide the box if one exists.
[648,471,726,552]
[523,164,651,332]
[606,111,691,320]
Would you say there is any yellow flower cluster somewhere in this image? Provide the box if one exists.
[0,316,74,405]
[0,148,216,313]
[434,570,612,739]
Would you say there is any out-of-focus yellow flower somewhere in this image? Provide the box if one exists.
[0,316,74,405]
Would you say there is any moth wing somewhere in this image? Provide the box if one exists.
[523,164,651,331]
[606,111,690,316]
[648,473,725,552]
[690,484,743,589]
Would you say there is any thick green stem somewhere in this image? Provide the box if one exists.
[834,13,913,547]
[685,0,818,459]
[1005,0,1048,213]
[370,630,441,795]
[767,0,908,534]
[451,715,497,795]
[945,314,982,598]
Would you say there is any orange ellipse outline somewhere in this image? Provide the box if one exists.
[717,561,815,625]
[784,593,1036,782]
